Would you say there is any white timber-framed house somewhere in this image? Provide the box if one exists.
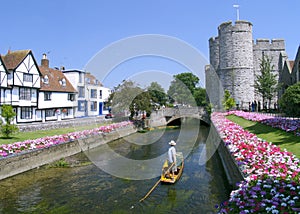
[1,50,42,123]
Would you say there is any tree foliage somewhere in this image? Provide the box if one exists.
[254,55,278,109]
[222,90,235,111]
[147,82,167,106]
[129,91,152,117]
[0,105,18,138]
[108,80,153,118]
[167,72,205,107]
[193,87,207,107]
[279,82,300,117]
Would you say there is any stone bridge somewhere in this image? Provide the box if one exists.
[147,107,210,127]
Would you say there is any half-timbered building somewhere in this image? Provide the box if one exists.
[1,50,42,123]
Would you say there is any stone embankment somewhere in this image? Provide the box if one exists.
[0,125,136,180]
[208,121,244,188]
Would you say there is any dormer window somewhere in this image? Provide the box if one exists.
[61,78,66,87]
[44,75,49,84]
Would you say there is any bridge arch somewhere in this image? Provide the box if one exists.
[148,107,210,127]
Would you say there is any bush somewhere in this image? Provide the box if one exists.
[0,105,18,138]
[279,82,300,117]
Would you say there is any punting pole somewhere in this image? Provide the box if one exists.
[139,179,161,202]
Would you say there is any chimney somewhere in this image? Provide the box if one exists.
[41,53,49,68]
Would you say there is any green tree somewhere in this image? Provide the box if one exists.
[172,72,200,94]
[130,91,152,117]
[0,105,18,138]
[193,87,207,107]
[167,72,200,106]
[222,90,235,111]
[147,82,167,106]
[279,82,300,117]
[254,55,278,110]
[109,80,153,118]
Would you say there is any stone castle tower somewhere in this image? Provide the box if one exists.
[206,20,286,110]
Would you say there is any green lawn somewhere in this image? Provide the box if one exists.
[226,115,300,158]
[0,124,106,145]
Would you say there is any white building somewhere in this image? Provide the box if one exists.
[1,50,42,123]
[63,70,111,117]
[38,54,77,122]
[0,50,77,123]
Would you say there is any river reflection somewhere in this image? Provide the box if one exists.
[0,119,231,213]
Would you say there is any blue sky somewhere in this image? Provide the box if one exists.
[0,0,299,89]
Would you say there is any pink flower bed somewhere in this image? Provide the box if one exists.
[231,110,300,136]
[212,112,300,213]
[0,121,133,158]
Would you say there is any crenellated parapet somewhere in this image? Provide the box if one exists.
[253,39,285,51]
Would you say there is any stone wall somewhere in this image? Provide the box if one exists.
[17,117,108,132]
[208,120,244,188]
[0,125,136,180]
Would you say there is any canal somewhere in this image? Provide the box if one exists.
[0,119,231,213]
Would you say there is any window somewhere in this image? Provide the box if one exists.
[68,93,75,101]
[21,107,32,119]
[43,75,49,84]
[78,100,86,111]
[85,77,90,84]
[23,73,33,82]
[7,72,12,80]
[44,92,52,101]
[99,90,102,99]
[78,86,85,98]
[79,73,83,83]
[61,78,66,87]
[91,101,97,111]
[90,89,97,98]
[45,109,55,117]
[19,88,31,100]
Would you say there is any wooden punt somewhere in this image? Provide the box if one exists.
[160,152,184,184]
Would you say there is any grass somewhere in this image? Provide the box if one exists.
[0,124,106,145]
[226,115,300,158]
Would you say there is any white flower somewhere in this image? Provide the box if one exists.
[281,202,287,207]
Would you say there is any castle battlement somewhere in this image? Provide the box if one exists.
[209,36,219,43]
[218,20,252,33]
[253,38,285,50]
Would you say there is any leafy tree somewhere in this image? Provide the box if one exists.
[129,91,152,117]
[222,90,235,111]
[0,105,18,138]
[193,87,207,107]
[147,82,167,106]
[109,80,152,118]
[254,55,278,109]
[172,72,200,94]
[167,72,200,106]
[279,82,300,117]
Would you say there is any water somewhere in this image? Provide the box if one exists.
[0,119,231,213]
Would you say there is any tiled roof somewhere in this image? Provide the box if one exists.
[1,50,31,70]
[39,65,77,93]
[85,72,103,86]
